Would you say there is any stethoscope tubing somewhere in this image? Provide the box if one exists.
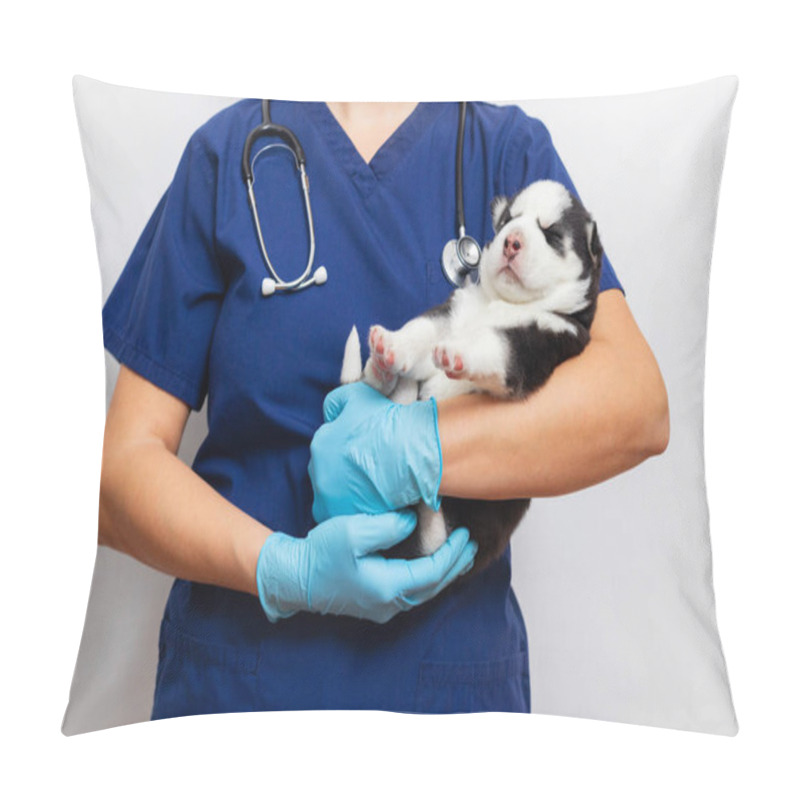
[455,100,468,239]
[441,102,481,287]
[244,100,319,294]
[245,163,317,292]
[244,100,480,295]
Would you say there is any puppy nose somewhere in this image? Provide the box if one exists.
[503,233,523,258]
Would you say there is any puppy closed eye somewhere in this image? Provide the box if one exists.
[538,221,564,252]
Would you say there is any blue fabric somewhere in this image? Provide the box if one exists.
[104,101,622,719]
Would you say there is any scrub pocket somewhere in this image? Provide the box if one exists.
[152,615,261,720]
[414,650,530,713]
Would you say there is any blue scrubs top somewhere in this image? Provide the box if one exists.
[103,100,623,719]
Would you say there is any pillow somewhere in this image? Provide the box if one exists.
[64,75,738,735]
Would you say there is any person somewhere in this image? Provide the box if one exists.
[100,100,669,718]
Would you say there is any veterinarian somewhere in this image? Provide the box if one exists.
[100,101,668,718]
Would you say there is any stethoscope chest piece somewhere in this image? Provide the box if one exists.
[441,233,481,288]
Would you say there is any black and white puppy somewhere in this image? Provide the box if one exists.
[341,179,603,574]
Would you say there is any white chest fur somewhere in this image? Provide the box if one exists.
[450,283,580,336]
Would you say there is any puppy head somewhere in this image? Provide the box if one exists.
[480,180,602,309]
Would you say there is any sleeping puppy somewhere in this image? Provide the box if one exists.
[341,179,603,574]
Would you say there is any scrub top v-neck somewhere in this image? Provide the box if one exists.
[102,99,623,718]
[307,101,448,196]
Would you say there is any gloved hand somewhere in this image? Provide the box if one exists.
[256,511,476,624]
[308,382,442,523]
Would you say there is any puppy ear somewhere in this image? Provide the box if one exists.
[586,220,603,267]
[491,196,511,233]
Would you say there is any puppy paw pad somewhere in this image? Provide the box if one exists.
[433,344,466,377]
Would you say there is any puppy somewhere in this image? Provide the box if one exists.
[342,179,604,574]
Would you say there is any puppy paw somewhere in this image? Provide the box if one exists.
[434,339,510,396]
[369,325,416,375]
[432,342,468,380]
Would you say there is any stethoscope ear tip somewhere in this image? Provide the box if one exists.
[261,278,277,296]
[313,266,328,286]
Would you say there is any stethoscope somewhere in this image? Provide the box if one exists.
[242,100,481,297]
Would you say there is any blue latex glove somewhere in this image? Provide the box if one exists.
[256,511,477,623]
[308,382,443,523]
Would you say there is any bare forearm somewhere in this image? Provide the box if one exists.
[99,438,270,596]
[437,291,669,500]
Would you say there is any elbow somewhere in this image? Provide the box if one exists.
[97,469,118,550]
[98,508,114,550]
[645,393,670,457]
[97,436,127,551]
[633,375,670,459]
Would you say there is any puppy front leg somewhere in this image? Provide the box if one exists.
[433,327,512,398]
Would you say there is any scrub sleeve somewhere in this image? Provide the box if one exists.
[103,135,225,411]
[102,100,622,720]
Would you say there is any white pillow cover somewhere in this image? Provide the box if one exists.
[64,75,738,735]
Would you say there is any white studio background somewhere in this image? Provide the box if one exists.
[2,1,797,798]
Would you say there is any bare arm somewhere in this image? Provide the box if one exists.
[437,290,669,499]
[99,365,270,595]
